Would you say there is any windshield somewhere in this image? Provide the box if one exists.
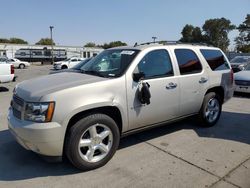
[72,58,91,70]
[80,49,140,77]
[231,56,250,64]
[245,64,250,70]
[0,57,7,62]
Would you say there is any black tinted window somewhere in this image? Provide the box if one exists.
[175,49,202,75]
[137,49,173,79]
[200,49,230,71]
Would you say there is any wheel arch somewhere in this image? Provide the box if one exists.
[61,64,68,69]
[19,63,25,68]
[63,106,123,156]
[205,86,224,103]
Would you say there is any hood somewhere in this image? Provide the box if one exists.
[234,70,250,81]
[15,72,108,101]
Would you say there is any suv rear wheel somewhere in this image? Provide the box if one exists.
[65,113,120,170]
[199,92,222,127]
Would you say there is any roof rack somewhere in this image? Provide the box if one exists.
[134,41,211,47]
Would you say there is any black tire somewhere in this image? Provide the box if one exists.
[61,65,68,69]
[19,64,25,69]
[198,92,222,127]
[65,113,120,171]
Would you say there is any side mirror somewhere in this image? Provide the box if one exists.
[133,72,145,82]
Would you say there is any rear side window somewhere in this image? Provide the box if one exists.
[137,49,173,79]
[200,49,230,71]
[175,49,202,75]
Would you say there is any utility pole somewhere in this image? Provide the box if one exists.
[152,36,157,43]
[50,26,54,64]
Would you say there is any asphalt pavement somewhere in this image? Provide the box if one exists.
[0,65,250,188]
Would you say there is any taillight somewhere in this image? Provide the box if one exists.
[230,69,234,85]
[11,64,14,74]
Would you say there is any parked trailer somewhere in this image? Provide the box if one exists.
[15,48,67,64]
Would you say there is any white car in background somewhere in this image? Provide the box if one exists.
[0,63,15,83]
[8,58,30,69]
[54,57,84,70]
[234,64,250,93]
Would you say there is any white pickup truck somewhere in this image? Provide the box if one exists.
[0,63,15,83]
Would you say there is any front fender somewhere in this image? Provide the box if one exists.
[60,101,128,138]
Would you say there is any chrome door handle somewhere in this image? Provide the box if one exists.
[199,77,208,84]
[166,82,177,89]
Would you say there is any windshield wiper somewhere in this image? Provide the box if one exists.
[81,70,108,78]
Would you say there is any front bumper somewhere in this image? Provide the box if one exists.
[235,85,250,93]
[8,108,64,156]
[53,64,62,70]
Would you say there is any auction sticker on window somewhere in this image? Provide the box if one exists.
[121,50,135,55]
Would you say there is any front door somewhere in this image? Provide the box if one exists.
[126,48,180,130]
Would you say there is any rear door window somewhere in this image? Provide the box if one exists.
[200,49,230,71]
[175,49,202,75]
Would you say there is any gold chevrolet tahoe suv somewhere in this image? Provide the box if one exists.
[8,42,234,170]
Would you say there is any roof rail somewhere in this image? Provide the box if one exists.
[134,41,211,47]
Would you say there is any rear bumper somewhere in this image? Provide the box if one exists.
[8,108,64,156]
[224,84,235,103]
[0,74,15,83]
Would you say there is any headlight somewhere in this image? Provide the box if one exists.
[239,65,245,70]
[24,102,55,122]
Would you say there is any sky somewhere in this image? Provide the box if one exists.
[0,0,249,49]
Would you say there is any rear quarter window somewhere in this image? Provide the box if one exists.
[200,49,230,71]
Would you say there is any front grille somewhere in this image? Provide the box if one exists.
[13,95,24,107]
[13,108,22,119]
[235,80,250,86]
[11,94,25,120]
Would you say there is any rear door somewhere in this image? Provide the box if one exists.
[170,47,209,116]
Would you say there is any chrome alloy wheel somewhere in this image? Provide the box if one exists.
[205,98,220,123]
[78,124,113,163]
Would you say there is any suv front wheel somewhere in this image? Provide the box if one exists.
[199,92,222,127]
[65,113,120,170]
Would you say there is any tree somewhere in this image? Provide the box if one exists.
[84,42,96,47]
[9,37,28,44]
[192,27,203,43]
[180,24,204,43]
[100,41,127,49]
[0,37,28,44]
[180,24,195,42]
[0,38,10,43]
[235,14,250,53]
[36,38,55,45]
[202,18,235,51]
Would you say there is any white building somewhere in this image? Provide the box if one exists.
[0,43,103,59]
